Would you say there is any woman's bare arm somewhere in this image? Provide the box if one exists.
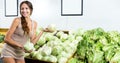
[30,21,43,45]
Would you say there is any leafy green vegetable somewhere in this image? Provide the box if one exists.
[24,41,35,52]
[0,34,5,43]
[110,50,120,63]
[68,58,78,63]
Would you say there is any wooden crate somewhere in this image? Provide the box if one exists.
[0,28,8,35]
[25,58,53,63]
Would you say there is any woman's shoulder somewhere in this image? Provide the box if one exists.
[33,20,37,25]
[12,17,21,24]
[14,17,21,21]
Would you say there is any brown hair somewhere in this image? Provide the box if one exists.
[20,1,33,34]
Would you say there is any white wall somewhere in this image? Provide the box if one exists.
[0,0,120,31]
[0,0,16,28]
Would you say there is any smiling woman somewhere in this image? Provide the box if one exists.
[1,1,52,63]
[1,1,45,63]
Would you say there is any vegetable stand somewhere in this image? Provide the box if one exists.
[2,27,120,63]
[24,30,78,63]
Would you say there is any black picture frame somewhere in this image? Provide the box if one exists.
[61,0,83,16]
[5,0,18,17]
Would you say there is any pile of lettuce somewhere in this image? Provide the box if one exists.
[73,28,120,63]
[25,27,82,63]
[25,27,120,63]
[0,33,5,43]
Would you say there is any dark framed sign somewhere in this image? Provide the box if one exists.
[61,0,83,16]
[5,0,18,17]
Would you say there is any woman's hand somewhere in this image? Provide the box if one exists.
[24,49,33,53]
[17,44,24,50]
[42,28,54,32]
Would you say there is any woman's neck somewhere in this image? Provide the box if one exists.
[25,17,31,23]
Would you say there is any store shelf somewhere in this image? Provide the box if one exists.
[0,28,8,35]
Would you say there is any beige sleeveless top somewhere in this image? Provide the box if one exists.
[1,18,34,59]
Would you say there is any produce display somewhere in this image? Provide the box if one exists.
[68,28,120,63]
[24,27,81,63]
[1,27,120,63]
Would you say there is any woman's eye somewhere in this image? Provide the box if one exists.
[26,8,28,10]
[21,8,25,10]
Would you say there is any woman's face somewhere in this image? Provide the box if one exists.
[20,3,31,17]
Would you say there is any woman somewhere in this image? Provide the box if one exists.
[1,1,48,63]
